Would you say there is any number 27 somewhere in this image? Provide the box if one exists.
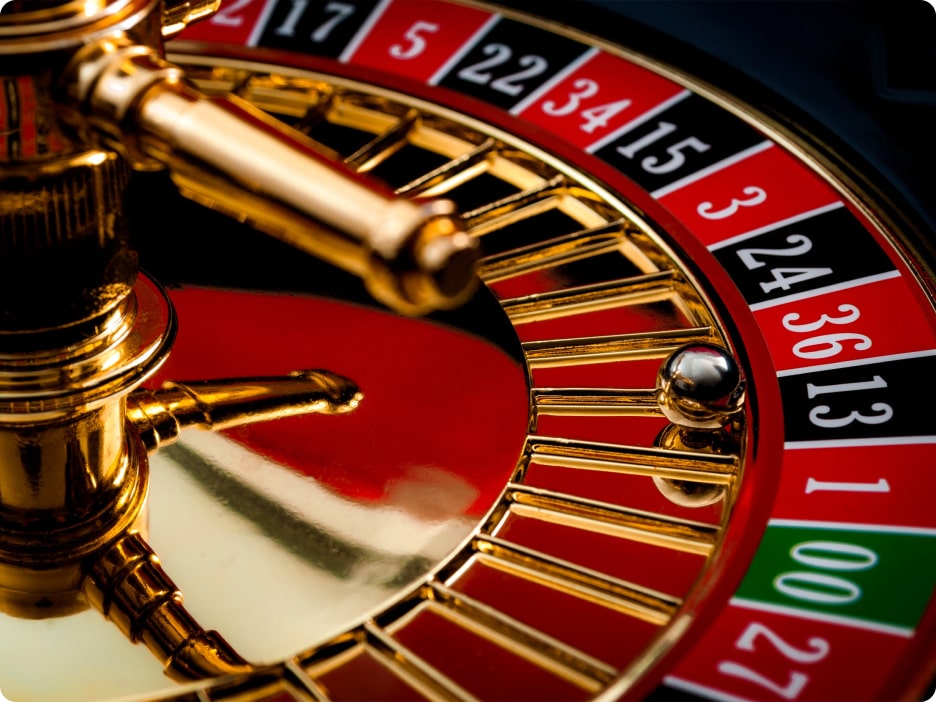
[717,621,830,700]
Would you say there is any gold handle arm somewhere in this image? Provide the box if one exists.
[83,531,252,681]
[127,369,363,452]
[61,40,479,316]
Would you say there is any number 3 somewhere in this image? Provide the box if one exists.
[697,186,767,220]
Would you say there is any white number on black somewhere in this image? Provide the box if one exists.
[274,0,353,39]
[311,1,354,42]
[616,122,710,174]
[735,234,832,294]
[805,375,893,429]
[458,44,549,96]
[274,0,307,36]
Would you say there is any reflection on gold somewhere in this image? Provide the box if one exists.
[425,582,616,692]
[0,0,489,686]
[473,536,681,623]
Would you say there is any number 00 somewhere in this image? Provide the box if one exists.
[773,540,878,606]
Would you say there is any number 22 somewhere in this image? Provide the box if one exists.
[458,44,549,96]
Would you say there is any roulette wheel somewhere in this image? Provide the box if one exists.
[0,0,934,700]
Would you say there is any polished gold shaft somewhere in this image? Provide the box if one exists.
[61,40,478,316]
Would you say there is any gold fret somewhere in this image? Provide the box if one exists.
[527,435,737,483]
[364,622,479,702]
[344,110,419,172]
[473,536,679,624]
[238,74,328,118]
[476,220,627,282]
[523,327,717,367]
[533,388,661,416]
[396,138,497,196]
[203,669,298,700]
[328,94,401,135]
[300,638,363,680]
[503,271,677,323]
[506,483,719,555]
[464,175,567,236]
[425,582,617,692]
[285,659,331,702]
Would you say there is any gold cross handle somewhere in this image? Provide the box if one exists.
[128,370,363,453]
[104,369,363,678]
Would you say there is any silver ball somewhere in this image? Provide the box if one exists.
[656,343,745,430]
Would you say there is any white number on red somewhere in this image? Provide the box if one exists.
[211,0,254,27]
[697,186,767,220]
[717,621,830,700]
[541,79,632,134]
[390,20,439,59]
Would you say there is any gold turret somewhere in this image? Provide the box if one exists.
[0,0,474,679]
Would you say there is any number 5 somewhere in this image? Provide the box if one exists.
[390,20,440,60]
